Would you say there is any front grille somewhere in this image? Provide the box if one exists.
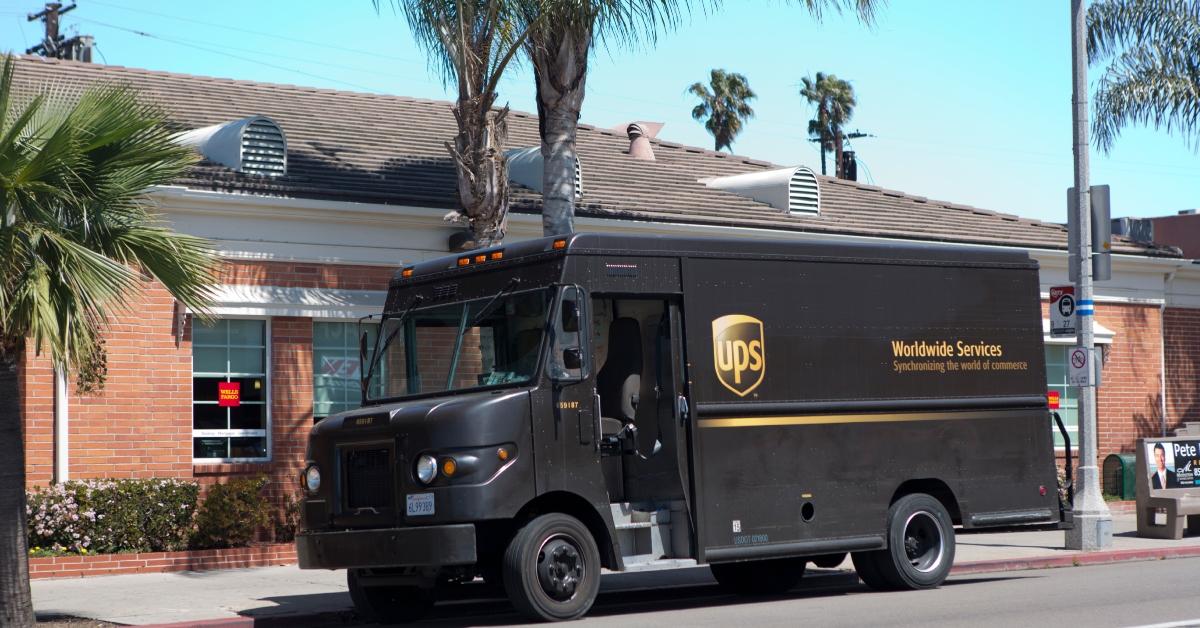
[345,448,393,510]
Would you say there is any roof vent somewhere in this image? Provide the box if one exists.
[704,166,820,214]
[504,147,581,199]
[176,116,287,177]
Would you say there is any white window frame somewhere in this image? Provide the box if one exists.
[191,316,272,464]
[312,318,378,421]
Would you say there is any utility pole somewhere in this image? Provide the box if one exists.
[26,3,94,62]
[1065,0,1113,552]
[809,130,871,179]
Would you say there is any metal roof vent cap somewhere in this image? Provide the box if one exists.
[703,166,820,215]
[504,147,582,199]
[175,115,287,177]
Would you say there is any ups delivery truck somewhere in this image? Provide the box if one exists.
[296,233,1064,622]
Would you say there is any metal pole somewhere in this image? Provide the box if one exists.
[1065,0,1113,551]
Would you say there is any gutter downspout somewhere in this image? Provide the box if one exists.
[1161,263,1183,437]
[54,363,69,483]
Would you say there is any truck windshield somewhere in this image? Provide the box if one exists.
[364,288,552,401]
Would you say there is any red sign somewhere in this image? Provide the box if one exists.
[1047,390,1061,410]
[218,382,241,407]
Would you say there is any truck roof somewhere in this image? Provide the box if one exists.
[391,232,1038,286]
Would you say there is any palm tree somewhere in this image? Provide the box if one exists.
[384,0,536,249]
[800,71,856,178]
[1087,0,1200,152]
[0,55,219,626]
[524,0,881,237]
[689,69,756,152]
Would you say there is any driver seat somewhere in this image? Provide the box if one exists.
[597,317,642,437]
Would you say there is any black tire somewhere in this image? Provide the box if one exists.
[502,513,601,622]
[851,550,891,590]
[710,557,806,595]
[346,569,434,624]
[860,493,955,591]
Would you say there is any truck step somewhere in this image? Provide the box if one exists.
[619,558,698,573]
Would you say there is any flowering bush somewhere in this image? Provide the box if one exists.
[26,479,199,554]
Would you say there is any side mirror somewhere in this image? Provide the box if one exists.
[561,300,580,333]
[562,347,582,370]
[550,286,588,384]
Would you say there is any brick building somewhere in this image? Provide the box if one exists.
[13,55,1200,510]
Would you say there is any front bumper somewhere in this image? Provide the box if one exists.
[296,524,477,570]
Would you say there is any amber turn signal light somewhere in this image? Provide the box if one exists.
[497,447,511,462]
[441,458,458,477]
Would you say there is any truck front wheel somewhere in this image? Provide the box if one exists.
[710,557,806,595]
[853,493,955,591]
[346,569,434,623]
[503,513,601,622]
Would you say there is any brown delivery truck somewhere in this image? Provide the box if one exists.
[296,233,1065,622]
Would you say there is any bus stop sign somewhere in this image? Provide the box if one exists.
[1051,285,1076,338]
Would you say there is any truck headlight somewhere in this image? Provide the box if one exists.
[415,454,438,485]
[303,464,321,493]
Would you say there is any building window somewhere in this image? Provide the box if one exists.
[1045,346,1079,450]
[192,319,268,461]
[313,322,377,421]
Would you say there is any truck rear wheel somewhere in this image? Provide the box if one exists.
[346,569,434,623]
[854,493,955,591]
[710,557,806,595]
[502,513,601,622]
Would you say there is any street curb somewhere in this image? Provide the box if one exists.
[131,546,1200,628]
[950,544,1200,575]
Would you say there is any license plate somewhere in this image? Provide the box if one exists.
[406,493,435,516]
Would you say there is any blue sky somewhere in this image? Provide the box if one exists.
[3,0,1196,223]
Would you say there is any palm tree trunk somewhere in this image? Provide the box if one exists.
[447,95,510,248]
[833,129,845,179]
[819,143,827,176]
[531,32,590,237]
[0,347,34,627]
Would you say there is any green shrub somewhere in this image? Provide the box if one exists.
[27,479,199,554]
[272,491,301,543]
[191,476,271,549]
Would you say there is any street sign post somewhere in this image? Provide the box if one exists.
[1050,285,1076,338]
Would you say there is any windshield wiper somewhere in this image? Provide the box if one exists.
[469,277,521,328]
[445,278,522,388]
[361,295,424,400]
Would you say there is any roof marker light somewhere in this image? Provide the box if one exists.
[401,268,414,278]
[474,254,487,264]
[552,239,567,250]
[490,250,504,261]
[457,257,470,267]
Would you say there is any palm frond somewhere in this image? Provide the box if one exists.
[1093,44,1200,151]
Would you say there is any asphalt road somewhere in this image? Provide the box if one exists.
[380,558,1200,628]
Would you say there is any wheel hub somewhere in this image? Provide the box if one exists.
[902,511,945,573]
[536,536,584,601]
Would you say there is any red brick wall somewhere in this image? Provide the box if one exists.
[23,281,192,487]
[22,350,55,487]
[1164,307,1200,433]
[1094,303,1164,457]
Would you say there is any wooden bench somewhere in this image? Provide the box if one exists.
[1135,437,1200,539]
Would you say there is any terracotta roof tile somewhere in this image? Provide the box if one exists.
[10,55,1175,257]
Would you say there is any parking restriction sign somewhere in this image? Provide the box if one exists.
[1068,347,1096,387]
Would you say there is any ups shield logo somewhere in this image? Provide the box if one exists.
[712,314,765,397]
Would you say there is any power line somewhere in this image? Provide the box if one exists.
[75,16,388,94]
[86,0,426,65]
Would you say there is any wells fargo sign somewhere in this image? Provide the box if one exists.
[712,314,765,397]
[217,381,241,407]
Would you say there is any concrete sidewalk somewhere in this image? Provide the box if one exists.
[32,514,1200,626]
